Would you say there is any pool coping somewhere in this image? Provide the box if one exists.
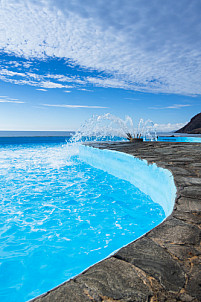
[32,141,201,302]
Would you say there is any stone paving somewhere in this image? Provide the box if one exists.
[32,141,201,302]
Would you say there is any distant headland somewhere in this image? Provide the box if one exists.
[175,112,201,134]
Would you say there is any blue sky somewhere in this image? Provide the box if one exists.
[0,0,201,131]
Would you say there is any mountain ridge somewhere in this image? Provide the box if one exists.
[175,113,201,134]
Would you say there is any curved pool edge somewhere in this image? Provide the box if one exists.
[78,145,176,217]
[31,141,201,302]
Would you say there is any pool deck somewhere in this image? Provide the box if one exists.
[32,141,201,302]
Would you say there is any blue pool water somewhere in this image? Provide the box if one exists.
[0,141,166,301]
[157,135,201,143]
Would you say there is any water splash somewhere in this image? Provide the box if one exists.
[66,113,157,157]
[137,119,157,141]
[69,113,133,144]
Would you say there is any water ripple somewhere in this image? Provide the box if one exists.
[0,143,165,302]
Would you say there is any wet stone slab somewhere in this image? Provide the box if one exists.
[32,142,201,302]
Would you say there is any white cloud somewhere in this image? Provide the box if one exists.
[39,81,69,89]
[7,61,21,68]
[0,0,201,95]
[36,88,47,91]
[154,122,187,132]
[23,62,33,68]
[1,69,27,77]
[78,88,93,92]
[42,103,108,109]
[64,90,71,93]
[0,71,77,89]
[45,74,75,84]
[7,97,19,101]
[32,106,47,109]
[86,77,131,90]
[0,97,25,104]
[0,65,131,91]
[124,97,140,101]
[149,104,191,109]
[165,104,191,109]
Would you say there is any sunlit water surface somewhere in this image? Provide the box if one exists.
[0,142,165,302]
[157,135,201,143]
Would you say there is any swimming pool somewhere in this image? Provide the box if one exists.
[0,141,175,301]
[156,135,201,143]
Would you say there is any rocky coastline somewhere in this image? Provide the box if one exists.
[176,113,201,134]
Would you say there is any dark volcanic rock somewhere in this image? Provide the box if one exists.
[76,257,153,302]
[186,261,201,300]
[175,112,201,133]
[189,127,201,134]
[114,237,185,292]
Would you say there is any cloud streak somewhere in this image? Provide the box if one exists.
[36,88,47,92]
[42,104,108,109]
[1,0,201,95]
[0,97,25,104]
[149,104,191,110]
[0,70,77,90]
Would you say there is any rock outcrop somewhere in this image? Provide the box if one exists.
[176,112,201,133]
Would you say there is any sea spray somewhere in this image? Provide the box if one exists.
[69,113,132,144]
[68,113,156,145]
